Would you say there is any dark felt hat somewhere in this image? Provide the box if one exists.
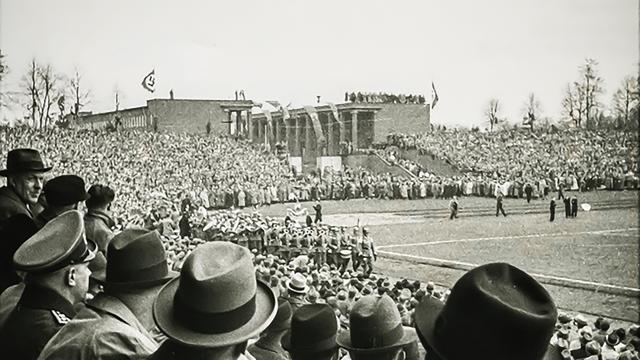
[0,148,52,176]
[282,304,338,353]
[43,175,89,206]
[93,228,176,289]
[13,210,96,273]
[337,294,417,353]
[414,262,562,360]
[266,298,293,332]
[154,242,277,347]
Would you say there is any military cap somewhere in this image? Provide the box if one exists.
[14,210,96,273]
[43,175,89,206]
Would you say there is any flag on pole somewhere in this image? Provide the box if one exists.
[431,82,439,109]
[141,70,156,93]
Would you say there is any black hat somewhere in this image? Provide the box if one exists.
[0,148,52,176]
[414,262,561,360]
[43,175,89,206]
[337,295,417,353]
[13,210,96,273]
[93,228,177,289]
[282,304,338,353]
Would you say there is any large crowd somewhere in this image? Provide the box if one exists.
[386,128,639,192]
[0,124,638,359]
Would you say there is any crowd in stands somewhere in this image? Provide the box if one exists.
[0,124,638,359]
[386,128,640,192]
[344,91,426,104]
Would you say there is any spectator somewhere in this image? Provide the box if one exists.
[248,299,293,360]
[84,184,116,254]
[282,304,339,360]
[0,148,51,226]
[337,294,418,360]
[148,242,277,360]
[39,228,177,359]
[0,210,95,360]
[34,175,88,229]
[414,262,563,360]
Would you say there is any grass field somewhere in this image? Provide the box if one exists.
[254,190,639,322]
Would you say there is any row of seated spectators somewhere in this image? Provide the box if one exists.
[344,91,426,104]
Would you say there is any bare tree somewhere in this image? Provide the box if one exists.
[485,98,500,132]
[611,75,639,129]
[522,93,542,131]
[560,59,604,128]
[579,58,604,128]
[21,59,63,128]
[67,68,91,116]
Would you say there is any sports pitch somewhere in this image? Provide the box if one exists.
[257,191,640,322]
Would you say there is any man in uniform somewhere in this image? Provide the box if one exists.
[39,227,177,359]
[564,196,571,218]
[33,175,88,229]
[550,198,556,222]
[0,148,52,226]
[360,227,377,276]
[0,210,95,360]
[571,196,578,218]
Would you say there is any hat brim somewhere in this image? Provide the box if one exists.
[414,296,563,360]
[336,327,417,353]
[153,277,277,347]
[281,331,338,353]
[93,269,179,290]
[287,281,308,294]
[0,166,53,177]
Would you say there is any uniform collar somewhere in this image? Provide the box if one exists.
[19,283,76,318]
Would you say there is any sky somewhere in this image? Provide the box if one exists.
[0,0,637,128]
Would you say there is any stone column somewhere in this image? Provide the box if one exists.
[257,119,264,144]
[351,110,358,149]
[294,116,301,156]
[275,117,281,143]
[339,112,345,146]
[228,111,232,134]
[327,113,334,156]
[305,115,312,159]
[247,111,253,142]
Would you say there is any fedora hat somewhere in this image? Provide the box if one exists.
[0,148,52,176]
[154,242,277,347]
[43,175,89,206]
[337,295,417,353]
[287,272,309,294]
[282,304,338,353]
[93,228,176,289]
[414,262,562,360]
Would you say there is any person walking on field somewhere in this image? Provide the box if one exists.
[449,196,459,220]
[496,194,507,217]
[549,199,556,222]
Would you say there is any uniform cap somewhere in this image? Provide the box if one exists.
[14,210,96,273]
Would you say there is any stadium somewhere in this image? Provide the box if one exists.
[0,1,638,359]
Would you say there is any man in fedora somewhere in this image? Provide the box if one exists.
[337,294,418,360]
[286,272,310,312]
[413,262,563,360]
[0,148,52,226]
[282,304,339,360]
[148,242,277,359]
[0,210,96,360]
[34,175,89,229]
[248,298,293,360]
[38,228,177,359]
